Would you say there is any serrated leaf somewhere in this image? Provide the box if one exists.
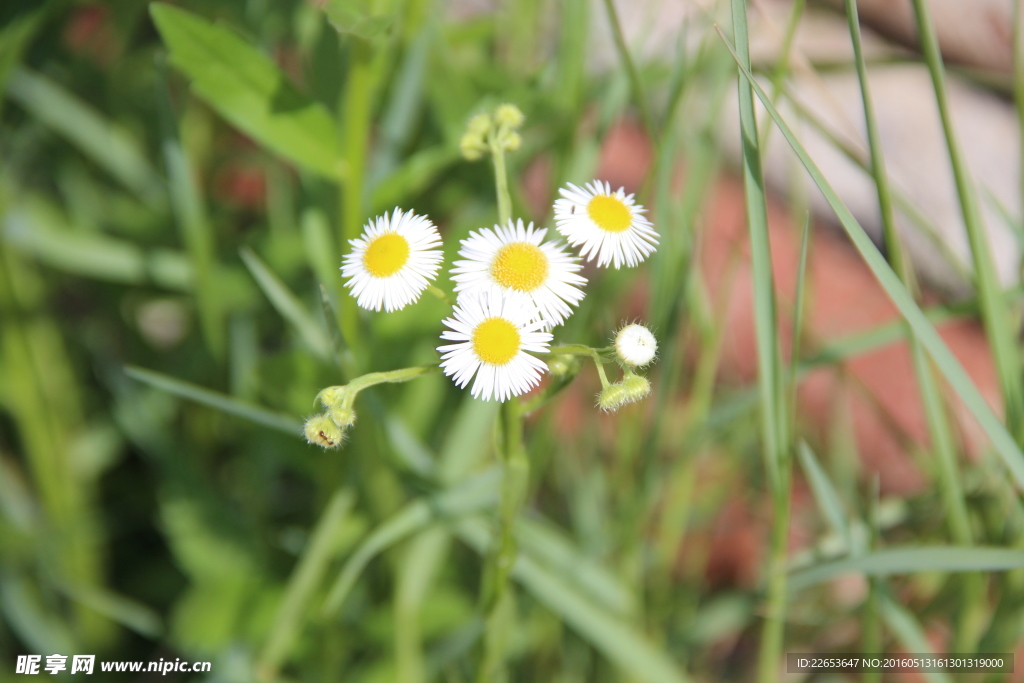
[151,3,341,179]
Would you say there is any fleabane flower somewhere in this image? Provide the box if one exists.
[615,323,657,368]
[553,180,659,268]
[450,219,586,328]
[438,291,553,402]
[341,209,443,312]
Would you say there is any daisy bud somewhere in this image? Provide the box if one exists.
[460,132,487,161]
[304,414,345,449]
[615,324,657,368]
[317,386,347,409]
[597,383,629,412]
[546,354,581,377]
[598,374,651,412]
[494,103,525,129]
[467,112,492,136]
[621,373,651,401]
[498,130,521,152]
[327,405,357,429]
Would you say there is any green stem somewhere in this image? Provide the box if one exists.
[338,38,376,365]
[761,462,792,683]
[427,283,454,306]
[477,397,527,683]
[349,365,438,390]
[730,0,792,679]
[489,133,513,225]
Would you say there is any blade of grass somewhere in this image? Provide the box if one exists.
[909,0,1024,444]
[3,203,190,291]
[321,468,501,617]
[457,518,689,683]
[395,528,452,683]
[716,26,1024,490]
[239,246,332,362]
[844,0,981,650]
[600,0,654,137]
[879,593,952,683]
[257,489,355,681]
[158,60,225,360]
[729,2,793,680]
[790,547,1024,591]
[0,7,46,119]
[123,366,302,435]
[796,442,849,546]
[7,68,165,208]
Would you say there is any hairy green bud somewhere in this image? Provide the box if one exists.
[304,414,345,449]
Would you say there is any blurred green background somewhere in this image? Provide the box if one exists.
[3,0,1024,681]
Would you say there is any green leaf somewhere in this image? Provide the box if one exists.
[150,3,341,180]
[7,68,166,208]
[796,442,849,545]
[321,0,393,41]
[258,489,355,679]
[458,518,689,683]
[322,469,501,616]
[0,8,46,116]
[790,547,1024,591]
[239,246,333,362]
[3,202,190,291]
[123,366,302,435]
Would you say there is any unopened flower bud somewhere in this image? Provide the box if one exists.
[621,373,651,401]
[615,324,657,368]
[494,103,524,129]
[499,130,521,152]
[467,112,492,136]
[546,354,581,377]
[317,386,347,409]
[327,405,356,428]
[460,133,486,161]
[597,374,651,412]
[304,414,345,449]
[597,383,628,412]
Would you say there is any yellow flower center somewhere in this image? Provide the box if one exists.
[490,242,549,292]
[363,233,410,277]
[587,195,632,233]
[472,317,521,365]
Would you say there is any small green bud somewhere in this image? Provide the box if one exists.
[597,374,651,412]
[316,386,347,409]
[546,354,581,377]
[499,130,521,152]
[460,133,487,161]
[327,405,356,428]
[597,383,629,412]
[467,112,492,136]
[494,103,524,129]
[304,414,345,449]
[621,374,651,401]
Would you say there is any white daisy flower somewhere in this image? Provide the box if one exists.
[341,209,444,312]
[614,323,657,367]
[450,219,586,328]
[438,291,553,402]
[553,180,659,268]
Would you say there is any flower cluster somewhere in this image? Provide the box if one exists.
[305,104,662,447]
